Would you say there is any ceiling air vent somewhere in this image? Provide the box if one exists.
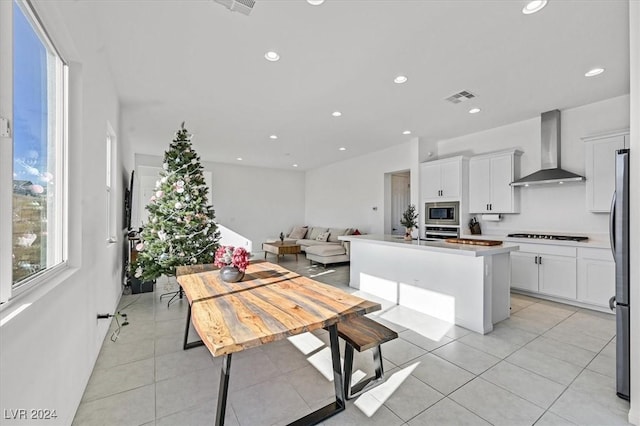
[214,0,256,15]
[445,90,476,104]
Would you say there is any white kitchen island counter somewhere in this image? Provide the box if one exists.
[339,234,520,334]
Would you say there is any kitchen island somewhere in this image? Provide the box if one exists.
[339,235,519,334]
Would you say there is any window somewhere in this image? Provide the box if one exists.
[5,0,68,299]
[106,123,117,243]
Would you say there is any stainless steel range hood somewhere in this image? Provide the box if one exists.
[510,110,586,186]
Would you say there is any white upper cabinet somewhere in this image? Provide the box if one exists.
[583,130,629,213]
[468,149,522,213]
[420,156,465,200]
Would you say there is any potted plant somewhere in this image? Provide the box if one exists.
[400,204,419,241]
[214,245,250,282]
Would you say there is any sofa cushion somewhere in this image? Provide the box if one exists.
[308,227,328,241]
[297,239,335,247]
[305,244,347,257]
[315,231,330,242]
[328,227,351,243]
[288,226,308,239]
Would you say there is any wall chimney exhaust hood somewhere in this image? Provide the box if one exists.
[510,110,586,187]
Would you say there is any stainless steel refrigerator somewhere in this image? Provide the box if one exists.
[609,148,630,401]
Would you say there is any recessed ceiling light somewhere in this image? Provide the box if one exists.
[292,164,299,167]
[307,0,324,5]
[339,147,346,151]
[264,51,280,62]
[269,135,278,140]
[332,111,342,117]
[394,75,408,84]
[522,0,547,15]
[585,67,605,77]
[403,130,412,135]
[236,157,243,161]
[469,107,481,114]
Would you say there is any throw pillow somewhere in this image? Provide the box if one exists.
[308,227,328,241]
[288,226,308,240]
[315,231,330,242]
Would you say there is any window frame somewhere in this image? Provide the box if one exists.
[0,0,69,304]
[106,121,117,244]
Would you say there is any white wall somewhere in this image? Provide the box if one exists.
[0,2,123,424]
[135,154,306,252]
[437,95,630,236]
[305,139,420,233]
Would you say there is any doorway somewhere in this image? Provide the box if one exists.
[387,171,411,235]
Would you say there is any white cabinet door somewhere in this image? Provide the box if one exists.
[510,252,539,292]
[421,162,441,200]
[538,254,577,299]
[440,160,460,198]
[469,157,490,213]
[585,133,626,212]
[577,248,615,308]
[577,258,614,307]
[489,154,514,213]
[468,151,519,213]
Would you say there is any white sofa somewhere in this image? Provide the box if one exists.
[280,226,354,266]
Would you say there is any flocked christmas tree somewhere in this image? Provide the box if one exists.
[133,123,220,281]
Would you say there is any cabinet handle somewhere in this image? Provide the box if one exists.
[539,256,542,265]
[534,256,538,264]
[489,203,492,211]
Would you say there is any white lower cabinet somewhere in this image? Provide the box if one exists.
[511,252,539,292]
[577,248,615,308]
[538,254,577,299]
[510,243,577,300]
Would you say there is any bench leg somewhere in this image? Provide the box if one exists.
[343,343,355,399]
[343,344,386,400]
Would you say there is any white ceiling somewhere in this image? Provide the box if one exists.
[82,0,629,170]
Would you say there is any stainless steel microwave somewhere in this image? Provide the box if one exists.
[425,201,459,226]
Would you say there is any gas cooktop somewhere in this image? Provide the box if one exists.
[507,233,589,242]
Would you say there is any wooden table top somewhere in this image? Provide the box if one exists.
[177,261,381,357]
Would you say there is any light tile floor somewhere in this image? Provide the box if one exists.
[73,258,631,426]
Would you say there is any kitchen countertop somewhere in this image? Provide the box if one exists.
[459,232,611,249]
[339,234,519,257]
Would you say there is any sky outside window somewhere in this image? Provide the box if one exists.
[14,1,48,186]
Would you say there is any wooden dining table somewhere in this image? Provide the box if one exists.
[176,260,381,426]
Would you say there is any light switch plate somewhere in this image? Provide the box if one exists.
[0,117,10,137]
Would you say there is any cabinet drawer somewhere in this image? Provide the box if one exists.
[514,243,576,257]
[577,247,613,261]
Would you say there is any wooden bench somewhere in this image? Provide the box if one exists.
[337,315,398,399]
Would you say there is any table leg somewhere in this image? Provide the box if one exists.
[328,323,346,408]
[215,354,233,426]
[287,324,345,425]
[183,303,204,350]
